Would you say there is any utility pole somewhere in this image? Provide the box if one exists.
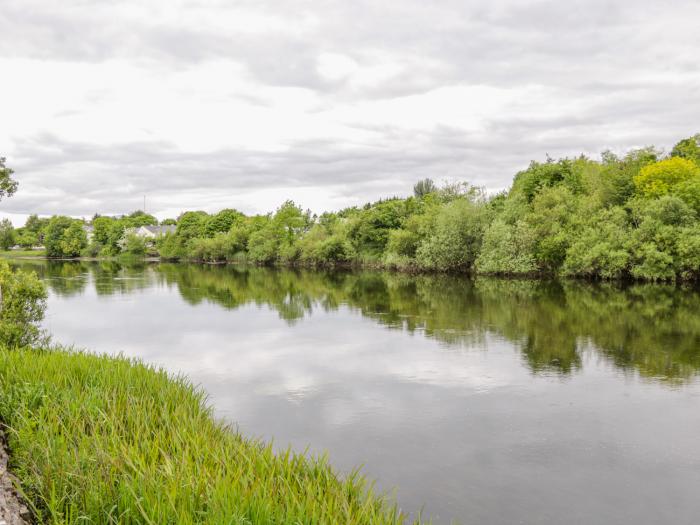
[144,195,146,213]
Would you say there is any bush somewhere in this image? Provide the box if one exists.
[348,200,408,255]
[81,242,103,258]
[186,234,239,262]
[562,208,631,279]
[386,229,421,258]
[123,234,147,258]
[630,243,675,281]
[416,199,486,271]
[0,261,47,347]
[156,232,185,260]
[677,226,700,279]
[247,226,280,264]
[677,225,700,279]
[475,219,537,275]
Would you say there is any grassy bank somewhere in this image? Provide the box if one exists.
[0,250,46,258]
[0,346,412,524]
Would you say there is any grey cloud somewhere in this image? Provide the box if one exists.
[4,0,699,97]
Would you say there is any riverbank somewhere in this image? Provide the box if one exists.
[9,252,700,284]
[0,251,45,259]
[0,346,413,524]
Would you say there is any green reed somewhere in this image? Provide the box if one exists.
[0,346,417,524]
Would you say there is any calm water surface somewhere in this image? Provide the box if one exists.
[11,259,700,524]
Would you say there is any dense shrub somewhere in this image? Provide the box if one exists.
[123,234,147,257]
[562,208,631,279]
[416,199,487,271]
[0,261,47,347]
[476,219,536,275]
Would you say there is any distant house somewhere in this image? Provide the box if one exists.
[126,225,177,240]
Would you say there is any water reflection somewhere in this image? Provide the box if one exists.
[19,259,700,383]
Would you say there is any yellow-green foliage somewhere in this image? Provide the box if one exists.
[0,346,413,525]
[633,157,700,198]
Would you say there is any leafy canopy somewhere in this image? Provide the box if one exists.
[634,157,700,198]
[0,157,18,201]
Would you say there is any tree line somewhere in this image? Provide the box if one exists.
[3,134,700,281]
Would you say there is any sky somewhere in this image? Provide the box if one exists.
[1,0,699,225]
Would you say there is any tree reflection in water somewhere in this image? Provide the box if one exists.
[19,259,700,383]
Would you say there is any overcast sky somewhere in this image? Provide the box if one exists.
[1,0,699,224]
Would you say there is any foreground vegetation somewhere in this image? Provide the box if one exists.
[0,346,409,524]
[6,134,700,281]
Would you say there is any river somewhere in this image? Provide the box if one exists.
[10,259,700,524]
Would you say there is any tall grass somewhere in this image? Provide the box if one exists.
[0,346,415,524]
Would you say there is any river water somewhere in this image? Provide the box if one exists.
[11,259,700,524]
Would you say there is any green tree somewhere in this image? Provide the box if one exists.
[512,158,582,202]
[60,222,88,257]
[24,214,48,244]
[596,148,658,206]
[105,222,126,255]
[526,186,581,272]
[670,134,700,164]
[673,177,700,216]
[0,157,18,201]
[273,201,309,245]
[122,211,158,228]
[44,216,75,257]
[634,157,700,198]
[413,178,436,198]
[0,219,16,250]
[347,199,408,255]
[176,212,208,242]
[205,209,244,237]
[16,229,38,249]
[92,216,116,245]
